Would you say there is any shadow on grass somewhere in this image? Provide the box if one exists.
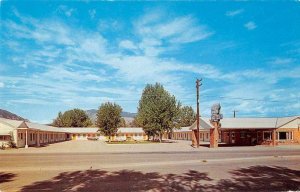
[20,166,300,192]
[0,172,17,184]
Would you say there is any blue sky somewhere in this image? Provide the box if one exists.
[1,1,300,123]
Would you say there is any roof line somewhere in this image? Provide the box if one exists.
[277,116,300,128]
[0,120,19,129]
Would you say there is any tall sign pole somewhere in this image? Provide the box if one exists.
[196,78,202,148]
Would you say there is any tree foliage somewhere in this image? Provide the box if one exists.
[118,118,126,127]
[179,106,196,127]
[96,102,122,141]
[52,109,92,127]
[136,83,181,142]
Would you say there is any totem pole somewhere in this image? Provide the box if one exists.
[210,103,223,148]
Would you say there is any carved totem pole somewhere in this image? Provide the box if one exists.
[210,103,223,148]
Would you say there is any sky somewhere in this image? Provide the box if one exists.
[0,1,300,123]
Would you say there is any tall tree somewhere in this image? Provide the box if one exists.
[52,109,92,127]
[96,102,122,142]
[179,106,196,127]
[136,83,181,142]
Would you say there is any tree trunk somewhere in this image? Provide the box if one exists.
[159,132,162,143]
[108,135,111,142]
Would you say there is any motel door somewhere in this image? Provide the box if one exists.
[223,131,230,144]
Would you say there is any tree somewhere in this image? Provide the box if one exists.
[129,117,139,127]
[179,106,196,127]
[136,83,181,142]
[52,109,92,127]
[96,102,122,142]
[118,118,126,127]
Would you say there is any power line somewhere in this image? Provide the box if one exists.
[0,93,299,103]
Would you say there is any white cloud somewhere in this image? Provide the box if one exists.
[269,57,295,65]
[244,21,257,30]
[119,40,138,50]
[135,12,213,44]
[226,9,244,17]
[98,20,122,32]
[89,9,96,19]
[58,5,76,17]
[0,82,4,88]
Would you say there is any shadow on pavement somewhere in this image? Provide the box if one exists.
[0,172,17,184]
[216,166,300,191]
[20,166,300,192]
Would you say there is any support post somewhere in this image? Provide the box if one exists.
[25,129,28,148]
[272,129,276,146]
[37,131,40,147]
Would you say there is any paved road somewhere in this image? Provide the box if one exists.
[1,149,300,172]
[1,142,300,191]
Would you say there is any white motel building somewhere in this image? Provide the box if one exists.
[0,118,147,148]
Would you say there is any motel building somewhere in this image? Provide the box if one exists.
[63,127,147,141]
[188,116,300,146]
[0,118,147,148]
[1,116,299,148]
[0,118,70,148]
[167,116,300,146]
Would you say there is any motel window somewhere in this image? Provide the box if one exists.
[279,132,287,140]
[240,131,245,138]
[263,131,272,140]
[278,132,293,140]
[206,133,209,139]
[0,136,10,141]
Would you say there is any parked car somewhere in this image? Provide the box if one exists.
[87,137,98,141]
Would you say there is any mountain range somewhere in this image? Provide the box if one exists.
[0,109,28,121]
[0,108,136,125]
[85,109,136,124]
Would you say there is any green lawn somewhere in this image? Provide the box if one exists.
[105,140,158,144]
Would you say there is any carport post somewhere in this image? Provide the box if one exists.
[25,129,28,148]
[37,131,40,147]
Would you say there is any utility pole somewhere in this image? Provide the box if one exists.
[233,110,238,118]
[196,78,202,148]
